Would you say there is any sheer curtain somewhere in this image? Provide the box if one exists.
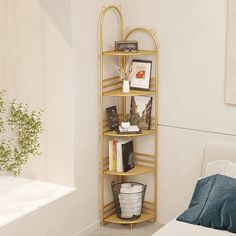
[0,0,74,186]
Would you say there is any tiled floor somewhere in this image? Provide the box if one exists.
[87,222,163,236]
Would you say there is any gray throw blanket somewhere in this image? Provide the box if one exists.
[177,174,236,233]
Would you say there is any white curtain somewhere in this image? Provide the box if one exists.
[0,0,74,186]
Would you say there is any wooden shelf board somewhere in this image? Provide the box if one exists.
[104,164,154,176]
[103,50,156,56]
[105,212,154,224]
[104,130,156,137]
[103,88,156,97]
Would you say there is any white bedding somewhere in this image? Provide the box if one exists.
[153,142,236,236]
[152,220,234,236]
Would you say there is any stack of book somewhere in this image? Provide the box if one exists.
[118,125,141,134]
[109,139,135,172]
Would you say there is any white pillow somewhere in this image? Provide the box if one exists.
[226,161,236,179]
[205,160,236,179]
[205,160,231,177]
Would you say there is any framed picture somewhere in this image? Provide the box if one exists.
[114,40,138,52]
[106,106,119,131]
[130,60,152,90]
[130,96,153,130]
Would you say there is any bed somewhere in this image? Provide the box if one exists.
[155,219,234,236]
[152,142,236,236]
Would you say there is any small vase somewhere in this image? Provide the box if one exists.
[123,80,130,93]
[121,121,130,129]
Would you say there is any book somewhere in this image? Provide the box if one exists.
[108,140,113,170]
[113,139,118,170]
[118,125,141,134]
[117,139,132,172]
[130,96,153,130]
[122,140,135,172]
[106,106,119,131]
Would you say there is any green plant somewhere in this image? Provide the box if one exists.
[0,90,5,133]
[123,114,131,122]
[0,91,43,175]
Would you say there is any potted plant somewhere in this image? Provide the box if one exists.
[121,114,131,129]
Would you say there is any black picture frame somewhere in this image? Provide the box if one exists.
[114,40,138,52]
[106,106,119,131]
[130,59,152,91]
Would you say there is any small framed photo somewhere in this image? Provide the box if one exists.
[106,106,119,131]
[130,60,152,90]
[114,40,138,52]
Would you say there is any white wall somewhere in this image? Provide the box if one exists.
[0,0,112,235]
[0,0,96,235]
[116,0,236,224]
[226,0,236,104]
[0,0,74,186]
[1,0,235,235]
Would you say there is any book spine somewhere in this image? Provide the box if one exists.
[122,140,134,172]
[117,142,123,172]
[113,140,117,170]
[109,140,113,171]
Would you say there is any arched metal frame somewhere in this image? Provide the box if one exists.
[99,5,159,227]
[100,6,124,227]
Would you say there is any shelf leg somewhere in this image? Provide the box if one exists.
[118,176,123,183]
[101,219,104,227]
[130,223,133,231]
[121,176,125,183]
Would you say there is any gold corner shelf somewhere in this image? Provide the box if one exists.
[103,88,156,97]
[105,213,154,225]
[104,165,154,176]
[103,49,156,56]
[104,130,156,137]
[100,5,159,229]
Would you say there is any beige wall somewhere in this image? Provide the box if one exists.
[1,1,236,235]
[116,0,236,224]
[0,0,74,186]
[72,0,236,226]
[226,0,236,104]
[0,0,110,235]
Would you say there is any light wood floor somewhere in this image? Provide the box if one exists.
[86,222,163,236]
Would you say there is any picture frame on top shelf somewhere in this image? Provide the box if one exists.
[114,40,138,53]
[130,60,152,91]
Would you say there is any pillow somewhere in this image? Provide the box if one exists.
[177,174,236,233]
[205,160,230,177]
[226,161,236,179]
[205,160,236,179]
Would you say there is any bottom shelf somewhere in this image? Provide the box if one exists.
[105,212,154,224]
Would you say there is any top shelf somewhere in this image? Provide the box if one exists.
[102,50,156,56]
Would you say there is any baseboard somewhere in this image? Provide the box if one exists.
[73,221,100,236]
